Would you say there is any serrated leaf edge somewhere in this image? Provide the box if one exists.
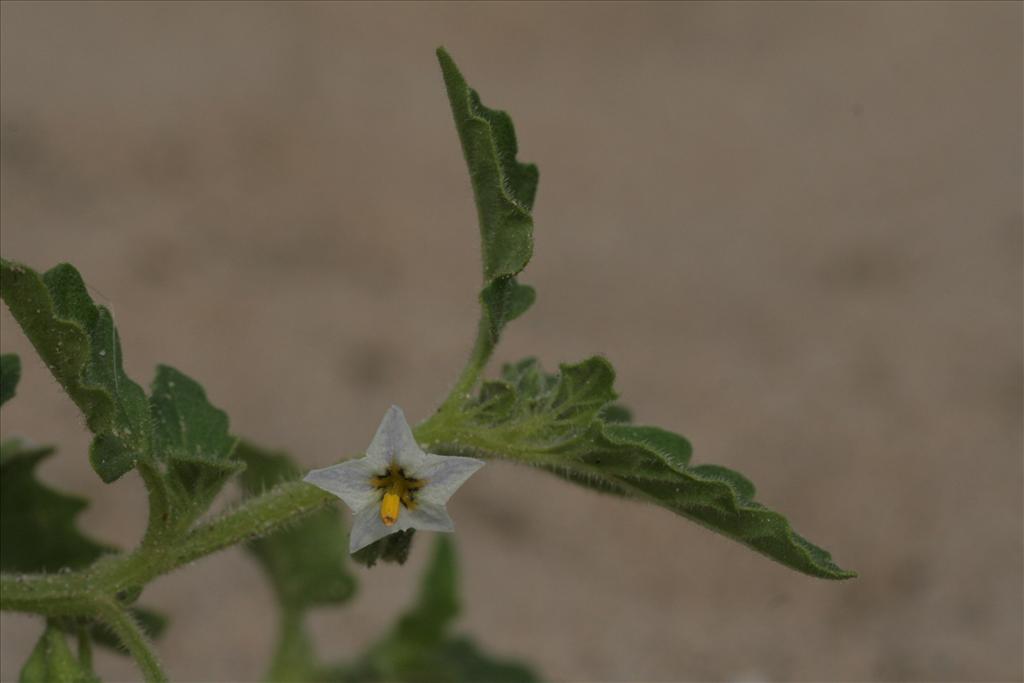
[436,47,535,282]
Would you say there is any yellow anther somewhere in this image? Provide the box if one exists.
[380,491,401,526]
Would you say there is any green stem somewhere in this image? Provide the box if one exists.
[137,461,171,546]
[435,317,493,416]
[94,599,167,683]
[266,608,315,682]
[0,573,99,616]
[76,622,93,672]
[173,481,331,567]
[0,481,333,614]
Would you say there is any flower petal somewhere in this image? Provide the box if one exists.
[398,501,455,533]
[348,503,395,553]
[366,405,424,469]
[414,454,485,507]
[303,459,380,513]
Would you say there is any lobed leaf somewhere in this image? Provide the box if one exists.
[0,439,112,573]
[19,623,98,683]
[329,537,539,683]
[437,48,538,345]
[149,364,242,526]
[0,438,172,655]
[1,353,20,406]
[0,258,244,533]
[0,259,150,482]
[424,357,856,580]
[479,279,536,343]
[150,365,235,466]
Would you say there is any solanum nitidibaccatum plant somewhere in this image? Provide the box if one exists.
[0,48,855,683]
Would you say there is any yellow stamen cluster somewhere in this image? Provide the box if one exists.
[371,463,425,527]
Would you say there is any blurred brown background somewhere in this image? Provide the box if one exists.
[1,2,1021,681]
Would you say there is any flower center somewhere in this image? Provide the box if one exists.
[370,463,425,527]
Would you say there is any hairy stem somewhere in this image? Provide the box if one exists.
[0,481,333,615]
[174,481,331,567]
[0,573,99,616]
[436,317,493,416]
[94,600,167,683]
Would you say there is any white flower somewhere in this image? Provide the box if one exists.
[303,405,485,553]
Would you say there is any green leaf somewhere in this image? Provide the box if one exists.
[236,440,357,682]
[330,537,539,683]
[0,259,242,528]
[479,279,536,343]
[20,623,98,683]
[149,364,242,528]
[150,365,236,469]
[426,638,541,683]
[599,402,633,424]
[0,259,151,482]
[0,439,112,572]
[0,440,170,654]
[350,529,416,569]
[437,48,538,346]
[388,535,458,645]
[1,353,20,406]
[420,357,856,580]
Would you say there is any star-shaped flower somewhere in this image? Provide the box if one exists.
[304,405,485,553]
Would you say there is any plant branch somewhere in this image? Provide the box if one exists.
[174,481,332,568]
[94,599,167,683]
[0,481,334,615]
[435,317,493,416]
[0,573,100,617]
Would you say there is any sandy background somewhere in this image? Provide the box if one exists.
[1,2,1021,681]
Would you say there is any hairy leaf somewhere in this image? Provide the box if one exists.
[237,441,356,682]
[421,357,856,580]
[20,623,98,683]
[0,439,112,572]
[1,353,20,406]
[0,259,150,482]
[438,48,538,345]
[329,537,539,683]
[150,364,242,526]
[479,279,536,344]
